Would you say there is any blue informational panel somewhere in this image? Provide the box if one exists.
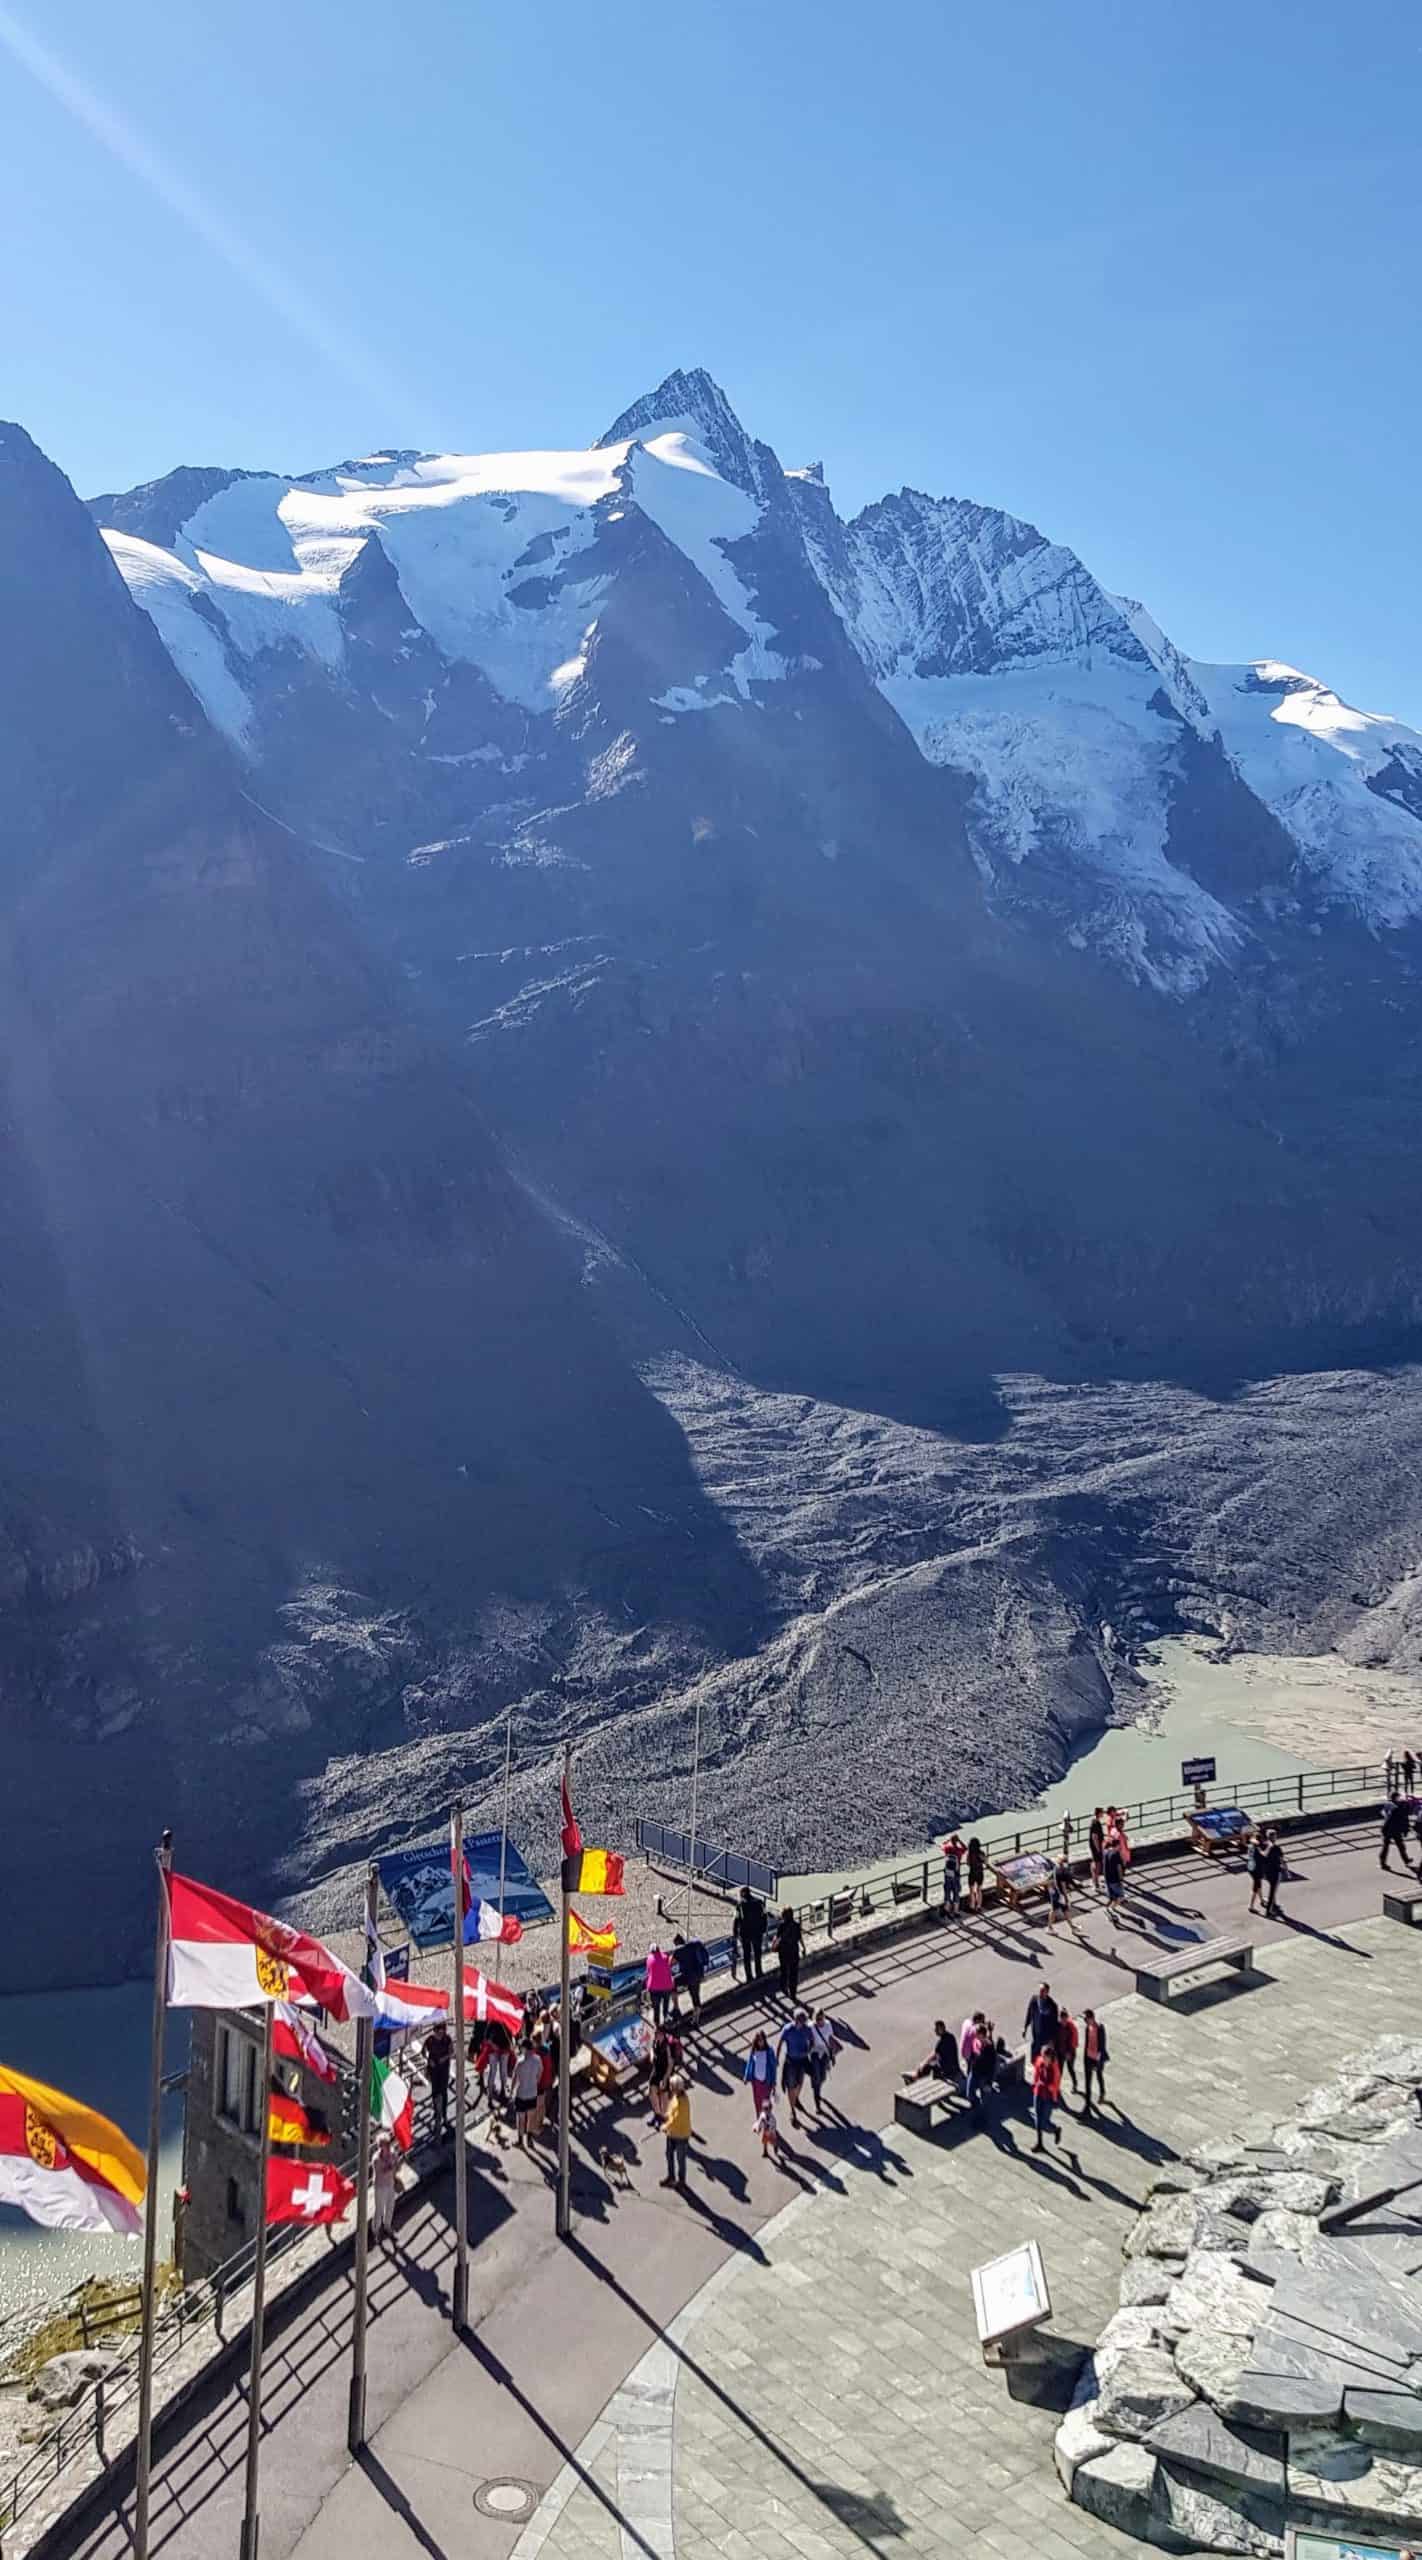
[378,1834,555,1949]
[1181,1756,1217,1786]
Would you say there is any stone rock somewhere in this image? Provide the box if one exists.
[1099,2305,1169,2358]
[1150,2459,1287,2554]
[1227,2350,1343,2430]
[1176,2327,1254,2412]
[1147,2401,1285,2495]
[1213,2173,1333,2221]
[1073,2440,1159,2538]
[1275,2264,1422,2367]
[1191,2137,1254,2174]
[1095,2348,1197,2441]
[1056,2396,1114,2493]
[1298,2074,1385,2126]
[1122,2259,1174,2306]
[1126,2194,1198,2260]
[1246,2209,1321,2282]
[1147,2164,1201,2199]
[1162,2253,1270,2339]
[1346,2389,1422,2456]
[1288,2428,1422,2528]
[1347,2037,1422,2087]
[27,2349,117,2410]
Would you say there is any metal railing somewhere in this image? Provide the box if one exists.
[634,1820,777,1897]
[786,1758,1391,1941]
[0,2072,443,2544]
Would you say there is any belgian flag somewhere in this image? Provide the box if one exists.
[560,1848,625,1897]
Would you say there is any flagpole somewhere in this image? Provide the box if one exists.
[556,1743,573,2241]
[133,1828,172,2560]
[346,1861,378,2454]
[686,1694,703,1934]
[239,1997,275,2560]
[497,1702,513,1920]
[451,1806,469,2332]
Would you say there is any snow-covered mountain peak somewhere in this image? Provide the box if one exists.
[597,368,774,502]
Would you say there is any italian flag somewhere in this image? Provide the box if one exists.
[165,1872,375,2022]
[0,2064,145,2238]
[371,2056,413,2153]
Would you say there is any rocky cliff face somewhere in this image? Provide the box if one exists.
[3,376,1422,1975]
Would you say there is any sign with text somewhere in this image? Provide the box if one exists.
[1181,1756,1217,1786]
[970,2239,1050,2348]
[378,1835,555,1950]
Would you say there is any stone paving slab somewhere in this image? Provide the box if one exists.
[520,1917,1417,2560]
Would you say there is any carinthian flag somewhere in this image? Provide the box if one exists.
[567,1909,618,1957]
[462,1967,525,2033]
[165,1873,375,2021]
[266,2156,355,2226]
[561,1848,625,1898]
[0,2064,145,2237]
[371,2056,413,2152]
[272,2002,339,2085]
[268,2089,331,2148]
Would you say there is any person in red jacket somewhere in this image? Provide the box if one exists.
[1054,2006,1079,2099]
[1032,2044,1062,2152]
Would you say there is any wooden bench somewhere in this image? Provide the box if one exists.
[1134,1932,1257,2002]
[1383,1883,1422,1926]
[895,2072,962,2132]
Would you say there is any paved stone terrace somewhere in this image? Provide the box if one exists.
[46,1816,1409,2560]
[516,1910,1419,2560]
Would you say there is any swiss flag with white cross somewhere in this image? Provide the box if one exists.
[266,2157,356,2226]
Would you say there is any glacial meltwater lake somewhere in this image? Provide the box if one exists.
[4,1634,1419,2319]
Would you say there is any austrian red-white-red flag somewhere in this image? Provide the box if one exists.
[272,2003,339,2084]
[266,2157,356,2226]
[462,1966,524,2033]
[165,1873,375,2021]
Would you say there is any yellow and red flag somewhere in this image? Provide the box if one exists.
[561,1848,625,1897]
[0,2063,145,2237]
[267,2088,330,2148]
[567,1909,618,1957]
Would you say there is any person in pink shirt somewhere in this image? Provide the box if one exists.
[645,1943,676,2026]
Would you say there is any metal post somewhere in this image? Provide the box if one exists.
[498,1703,513,1923]
[451,1807,469,2332]
[556,1744,574,2241]
[685,1695,702,1933]
[239,2000,274,2560]
[346,1863,378,2453]
[133,1829,172,2560]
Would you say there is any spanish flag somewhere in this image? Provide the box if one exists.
[567,1908,618,1957]
[268,2088,330,2148]
[0,2064,146,2237]
[561,1848,625,1897]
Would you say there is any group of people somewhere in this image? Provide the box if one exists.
[1247,1826,1285,1916]
[907,1979,1111,2151]
[419,1986,583,2155]
[940,1804,1136,1927]
[731,1889,807,2000]
[1384,1749,1418,1797]
[743,2006,842,2153]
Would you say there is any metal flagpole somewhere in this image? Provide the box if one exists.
[451,1806,469,2332]
[239,1998,275,2560]
[686,1695,703,1932]
[556,1743,573,2242]
[133,1829,172,2560]
[497,1702,513,1921]
[346,1861,378,2453]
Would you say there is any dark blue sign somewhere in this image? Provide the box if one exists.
[1181,1757,1217,1786]
[378,1834,554,1950]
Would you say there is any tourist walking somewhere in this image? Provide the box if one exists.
[965,2015,997,2115]
[672,1931,708,2026]
[778,2008,815,2129]
[1048,1857,1073,1932]
[1061,1813,1074,1860]
[1247,1832,1266,1913]
[512,2041,543,2149]
[942,1833,964,1918]
[736,1886,767,1982]
[1089,1808,1106,1894]
[1031,2044,1063,2151]
[645,1942,676,2025]
[647,2021,682,2126]
[1381,1794,1413,1872]
[808,2009,839,2111]
[1103,1835,1126,1922]
[774,1906,805,2003]
[424,2021,453,2140]
[372,2131,398,2248]
[1081,2009,1109,2113]
[966,1836,986,1913]
[1055,2006,1079,2096]
[1024,1981,1059,2056]
[1261,1828,1284,1918]
[744,2029,777,2130]
[661,2074,692,2191]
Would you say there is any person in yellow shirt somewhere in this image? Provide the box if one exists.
[660,2074,692,2191]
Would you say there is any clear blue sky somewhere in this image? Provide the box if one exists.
[3,0,1418,720]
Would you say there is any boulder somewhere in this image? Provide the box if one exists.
[1122,2260,1174,2307]
[1073,2440,1159,2538]
[27,2350,118,2411]
[1162,2253,1270,2340]
[1212,2173,1333,2221]
[1346,2037,1422,2087]
[1126,2194,1199,2260]
[1176,2328,1255,2412]
[1274,2265,1422,2367]
[1245,2210,1321,2282]
[1055,2397,1115,2493]
[1147,2401,1285,2496]
[1288,2429,1422,2529]
[1345,2389,1422,2456]
[1095,2348,1197,2441]
[1226,2350,1343,2430]
[1150,2459,1287,2554]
